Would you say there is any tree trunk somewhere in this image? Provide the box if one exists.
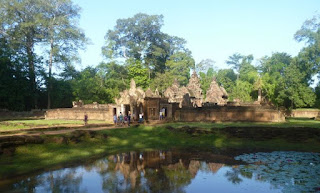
[47,39,53,109]
[26,34,37,109]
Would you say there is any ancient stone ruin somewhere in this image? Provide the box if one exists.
[187,71,203,107]
[205,77,228,105]
[164,72,206,108]
[45,73,285,122]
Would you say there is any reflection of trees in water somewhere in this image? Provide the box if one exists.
[42,170,84,193]
[11,169,84,193]
[12,176,44,193]
[96,150,229,193]
[224,167,243,184]
[7,149,238,192]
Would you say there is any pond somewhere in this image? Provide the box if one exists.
[1,149,319,193]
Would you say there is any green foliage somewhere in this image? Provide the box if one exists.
[195,59,215,74]
[103,13,190,76]
[230,80,253,102]
[216,69,236,99]
[1,11,320,110]
[276,63,316,108]
[165,52,195,85]
[72,67,112,104]
[126,58,150,89]
[0,38,33,111]
[150,72,175,94]
[199,68,216,97]
[97,61,128,102]
[259,52,292,106]
[50,78,74,108]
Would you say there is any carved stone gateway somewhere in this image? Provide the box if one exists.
[205,78,228,105]
[115,79,145,119]
[187,71,203,107]
[164,72,205,108]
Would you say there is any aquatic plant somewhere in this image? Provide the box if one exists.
[235,151,320,192]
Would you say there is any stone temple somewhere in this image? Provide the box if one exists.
[45,72,285,122]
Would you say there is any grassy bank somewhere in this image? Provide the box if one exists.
[0,119,107,131]
[163,117,320,129]
[1,122,320,179]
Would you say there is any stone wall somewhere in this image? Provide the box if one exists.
[45,108,114,122]
[291,110,320,118]
[174,106,285,122]
[0,110,45,119]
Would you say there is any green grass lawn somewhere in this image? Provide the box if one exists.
[163,117,320,129]
[1,121,320,179]
[0,119,108,131]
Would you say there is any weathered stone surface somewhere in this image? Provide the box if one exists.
[145,88,161,98]
[174,107,285,122]
[164,80,193,108]
[205,78,228,105]
[45,108,115,121]
[187,71,203,107]
[116,79,145,111]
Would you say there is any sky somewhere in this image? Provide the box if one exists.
[73,0,320,70]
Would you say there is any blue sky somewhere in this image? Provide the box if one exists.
[73,0,319,70]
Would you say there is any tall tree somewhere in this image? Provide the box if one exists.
[0,0,44,108]
[126,58,150,89]
[165,51,195,85]
[276,61,315,108]
[103,13,190,77]
[0,37,32,110]
[40,0,87,109]
[226,53,242,80]
[216,69,236,96]
[97,61,128,102]
[226,53,253,80]
[195,59,215,74]
[72,67,111,104]
[294,14,320,82]
[258,52,292,106]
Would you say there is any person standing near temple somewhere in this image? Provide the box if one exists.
[128,112,131,126]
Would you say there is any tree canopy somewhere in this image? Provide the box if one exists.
[1,10,320,111]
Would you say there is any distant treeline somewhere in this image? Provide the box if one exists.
[0,0,320,111]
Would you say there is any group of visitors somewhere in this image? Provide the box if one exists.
[159,107,166,120]
[113,112,133,126]
[85,111,146,127]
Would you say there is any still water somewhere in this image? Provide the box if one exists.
[1,149,320,193]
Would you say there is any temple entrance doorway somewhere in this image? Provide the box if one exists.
[124,104,130,116]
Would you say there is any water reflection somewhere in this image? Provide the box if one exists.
[2,149,318,192]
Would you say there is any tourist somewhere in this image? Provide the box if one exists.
[124,115,128,124]
[119,112,124,126]
[128,113,131,126]
[84,113,88,125]
[159,111,163,120]
[138,113,143,123]
[162,107,166,118]
[113,114,117,125]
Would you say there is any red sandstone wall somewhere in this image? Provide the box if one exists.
[174,107,285,122]
[45,108,113,122]
[291,110,319,118]
[0,110,45,118]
